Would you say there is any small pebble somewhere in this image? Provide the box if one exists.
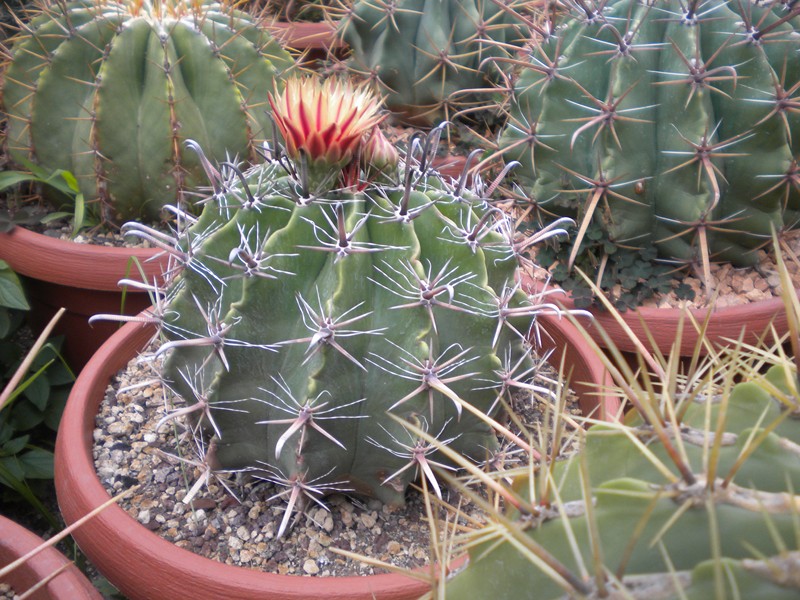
[360,512,377,528]
[228,536,243,551]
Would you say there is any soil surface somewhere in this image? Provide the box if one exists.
[523,229,800,310]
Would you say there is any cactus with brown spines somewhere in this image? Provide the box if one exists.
[443,356,800,599]
[438,247,800,599]
[1,0,293,225]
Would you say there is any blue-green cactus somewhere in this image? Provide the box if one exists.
[117,77,570,536]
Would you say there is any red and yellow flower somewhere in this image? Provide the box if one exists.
[268,77,385,174]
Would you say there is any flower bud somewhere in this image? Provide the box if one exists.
[361,127,399,177]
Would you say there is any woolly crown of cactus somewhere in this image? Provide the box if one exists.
[497,0,800,288]
[110,76,573,537]
[1,0,293,225]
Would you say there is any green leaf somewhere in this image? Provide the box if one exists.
[35,345,73,386]
[0,172,43,190]
[39,211,73,224]
[0,435,30,456]
[0,309,11,338]
[0,260,29,310]
[587,227,604,241]
[0,460,59,527]
[3,358,53,409]
[16,159,76,197]
[0,455,25,482]
[72,192,87,236]
[23,371,51,411]
[7,400,45,431]
[43,388,69,431]
[59,169,80,193]
[0,421,11,445]
[16,447,54,479]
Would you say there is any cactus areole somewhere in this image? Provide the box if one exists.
[128,77,563,534]
[1,0,293,224]
[501,0,800,277]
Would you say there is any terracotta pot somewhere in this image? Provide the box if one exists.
[55,313,617,600]
[267,21,340,50]
[267,20,343,65]
[0,515,101,600]
[520,271,792,356]
[0,227,169,370]
[430,154,470,180]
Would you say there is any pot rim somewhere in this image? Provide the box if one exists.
[519,271,792,355]
[0,226,168,292]
[266,21,342,50]
[0,515,102,600]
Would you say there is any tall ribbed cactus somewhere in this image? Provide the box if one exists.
[118,76,567,536]
[499,0,800,285]
[338,0,520,123]
[444,359,800,599]
[1,0,293,225]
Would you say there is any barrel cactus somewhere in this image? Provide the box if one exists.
[1,0,293,225]
[499,0,800,286]
[118,76,569,536]
[444,356,800,599]
[337,0,521,124]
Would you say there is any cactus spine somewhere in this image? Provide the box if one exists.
[498,0,800,286]
[1,0,293,224]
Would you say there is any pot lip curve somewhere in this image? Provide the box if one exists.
[519,270,792,354]
[0,514,102,599]
[0,226,168,291]
[55,318,435,598]
[518,270,789,318]
[266,20,342,50]
[55,312,616,598]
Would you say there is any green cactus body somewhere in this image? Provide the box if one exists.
[1,0,292,224]
[339,0,518,122]
[501,0,800,267]
[157,150,539,508]
[444,364,800,599]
